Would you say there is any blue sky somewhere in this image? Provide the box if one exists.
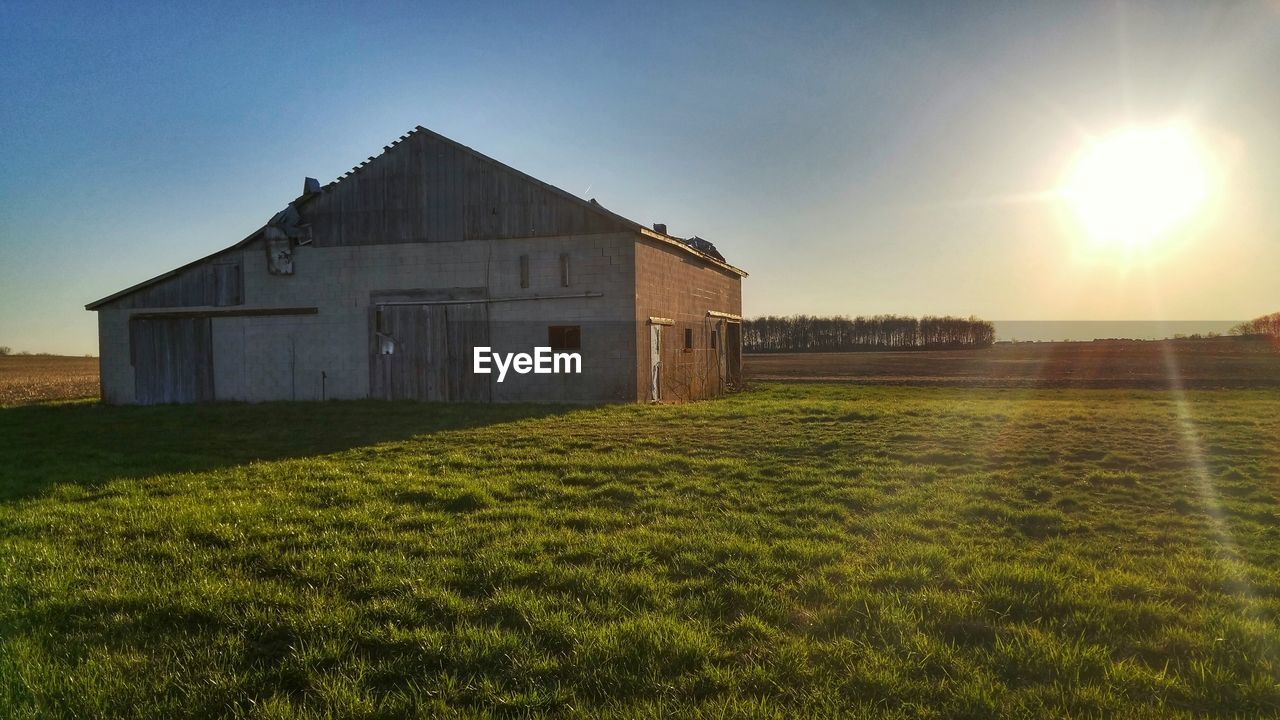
[2,1,1278,354]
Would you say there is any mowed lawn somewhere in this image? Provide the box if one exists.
[1,385,1279,718]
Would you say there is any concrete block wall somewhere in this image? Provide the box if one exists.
[95,232,638,404]
[97,311,133,405]
[633,237,744,403]
[485,234,637,402]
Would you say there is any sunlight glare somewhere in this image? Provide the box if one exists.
[1060,125,1211,251]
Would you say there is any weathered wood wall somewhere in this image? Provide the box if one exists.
[130,316,215,404]
[104,258,243,310]
[302,130,630,246]
[370,301,491,402]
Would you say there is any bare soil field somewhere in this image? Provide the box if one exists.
[746,337,1280,389]
[0,356,99,405]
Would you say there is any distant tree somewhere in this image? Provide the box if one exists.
[0,346,10,356]
[742,314,995,353]
[1230,311,1280,337]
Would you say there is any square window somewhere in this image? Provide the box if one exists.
[548,325,581,350]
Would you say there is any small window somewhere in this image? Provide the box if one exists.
[519,254,530,289]
[549,325,581,350]
[375,307,387,333]
[684,328,693,351]
[559,253,571,287]
[711,329,718,349]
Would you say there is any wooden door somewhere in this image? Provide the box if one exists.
[649,324,662,402]
[371,304,448,401]
[131,317,215,404]
[445,302,491,402]
[370,302,490,402]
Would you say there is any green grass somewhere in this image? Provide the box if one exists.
[1,384,1279,718]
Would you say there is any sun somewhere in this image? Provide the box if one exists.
[1060,125,1211,251]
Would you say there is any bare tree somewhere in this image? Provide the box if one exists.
[743,315,995,352]
[1231,312,1280,337]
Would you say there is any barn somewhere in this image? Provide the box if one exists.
[87,126,746,405]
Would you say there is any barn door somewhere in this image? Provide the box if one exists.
[131,317,215,404]
[371,302,490,402]
[371,304,448,401]
[445,302,491,402]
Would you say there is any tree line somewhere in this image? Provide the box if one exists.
[743,315,996,353]
[1230,312,1280,337]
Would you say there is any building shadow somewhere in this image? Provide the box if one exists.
[0,399,579,501]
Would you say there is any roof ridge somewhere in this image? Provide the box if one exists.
[323,126,425,190]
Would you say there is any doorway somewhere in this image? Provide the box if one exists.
[130,316,215,404]
[649,323,662,402]
[370,302,491,401]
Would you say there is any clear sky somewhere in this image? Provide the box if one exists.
[2,1,1277,354]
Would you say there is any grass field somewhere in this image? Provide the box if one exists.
[2,384,1278,718]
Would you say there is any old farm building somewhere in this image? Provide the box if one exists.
[87,126,746,405]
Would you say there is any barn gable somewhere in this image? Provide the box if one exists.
[85,247,248,311]
[87,125,743,312]
[300,126,635,246]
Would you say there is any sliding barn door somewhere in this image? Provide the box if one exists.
[371,305,448,401]
[131,317,215,404]
[371,303,490,402]
[445,302,491,402]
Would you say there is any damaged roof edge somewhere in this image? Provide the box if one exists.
[86,185,325,310]
[636,228,748,277]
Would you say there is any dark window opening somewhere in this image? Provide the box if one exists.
[711,329,718,349]
[684,328,693,351]
[559,253,571,287]
[548,325,581,350]
[519,254,530,289]
[375,307,386,333]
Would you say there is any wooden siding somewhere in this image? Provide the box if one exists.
[302,131,629,246]
[130,317,215,404]
[370,301,491,401]
[106,258,243,310]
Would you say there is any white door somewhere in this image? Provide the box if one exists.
[649,324,662,402]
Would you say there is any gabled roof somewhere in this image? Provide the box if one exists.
[87,125,746,310]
